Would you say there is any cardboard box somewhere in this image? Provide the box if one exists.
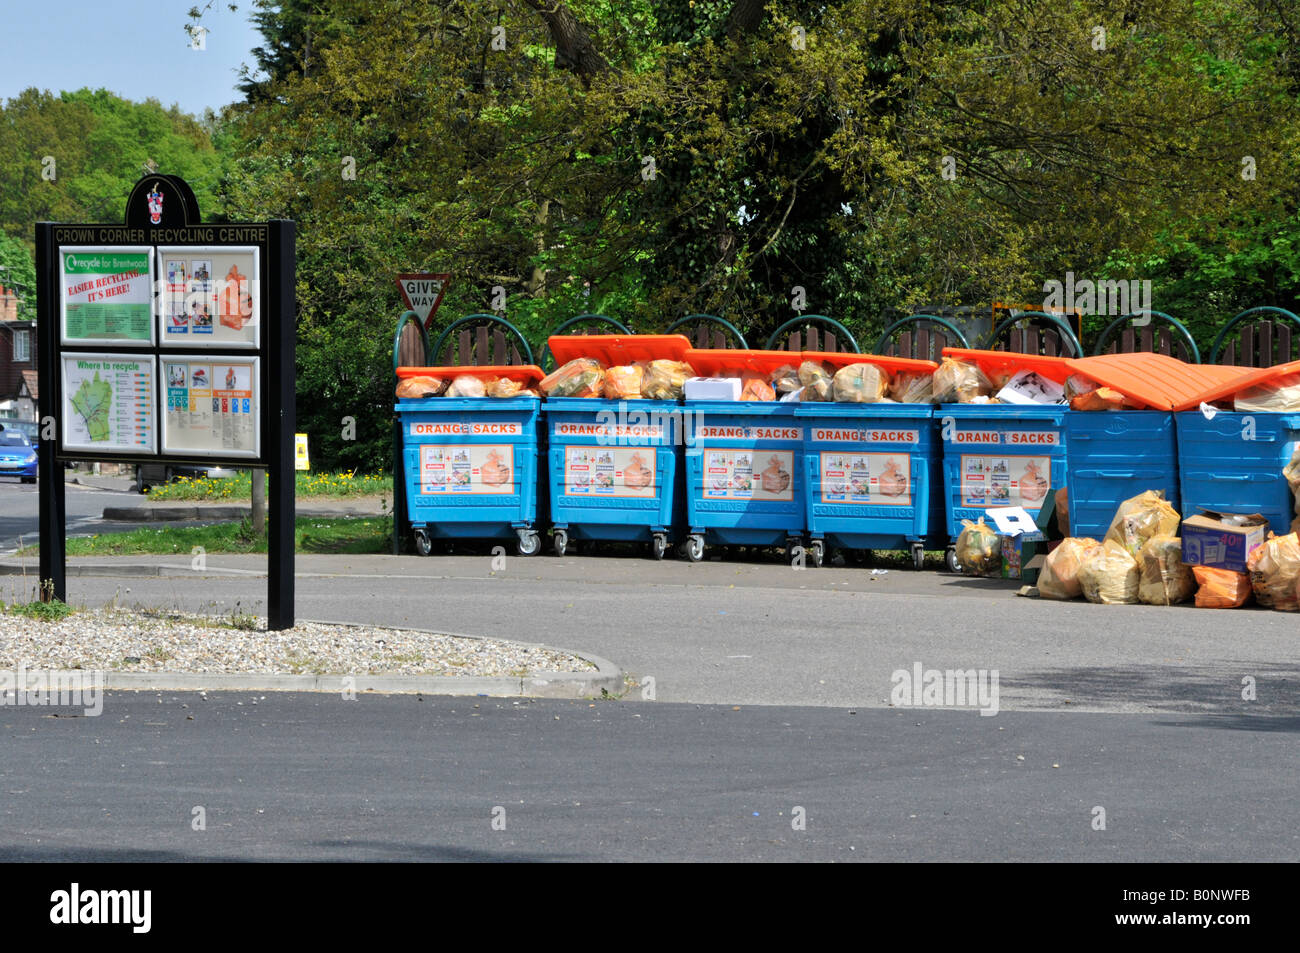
[1180,510,1269,573]
[684,377,741,401]
[1000,531,1045,579]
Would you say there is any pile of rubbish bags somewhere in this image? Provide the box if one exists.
[536,356,903,404]
[395,372,540,399]
[969,487,1300,610]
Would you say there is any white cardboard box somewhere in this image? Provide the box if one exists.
[684,377,741,401]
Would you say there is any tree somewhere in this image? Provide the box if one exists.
[0,232,36,319]
[0,88,227,239]
[220,0,1300,470]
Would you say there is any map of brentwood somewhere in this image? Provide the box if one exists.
[70,372,114,442]
[60,357,155,453]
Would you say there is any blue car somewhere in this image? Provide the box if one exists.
[0,430,38,483]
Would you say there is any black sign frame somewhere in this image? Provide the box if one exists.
[35,176,296,629]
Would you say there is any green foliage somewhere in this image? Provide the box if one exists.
[2,1,1298,473]
[0,88,227,237]
[212,0,1298,466]
[0,232,36,317]
[143,469,391,501]
[4,598,75,622]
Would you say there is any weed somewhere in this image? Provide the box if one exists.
[3,598,75,622]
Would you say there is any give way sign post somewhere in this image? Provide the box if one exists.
[396,273,450,330]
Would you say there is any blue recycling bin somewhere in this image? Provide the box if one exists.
[1065,411,1180,539]
[541,333,694,558]
[683,400,806,562]
[797,402,938,569]
[396,390,544,555]
[939,403,1069,571]
[676,348,813,563]
[545,396,682,557]
[1175,411,1300,536]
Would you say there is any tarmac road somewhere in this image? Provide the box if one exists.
[3,512,1297,864]
[1,692,1295,862]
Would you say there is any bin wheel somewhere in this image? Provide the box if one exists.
[517,530,540,557]
[685,534,705,562]
[651,534,669,560]
[911,543,925,571]
[553,529,568,557]
[413,530,433,557]
[808,540,825,568]
[945,546,962,574]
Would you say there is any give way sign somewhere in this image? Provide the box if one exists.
[396,273,451,329]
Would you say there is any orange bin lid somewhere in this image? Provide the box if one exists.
[1063,353,1253,411]
[548,334,692,367]
[802,351,937,375]
[684,348,800,377]
[941,348,1072,384]
[1162,359,1300,412]
[397,365,544,386]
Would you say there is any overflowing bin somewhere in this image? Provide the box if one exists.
[937,350,1071,572]
[395,365,545,555]
[1057,353,1243,539]
[544,335,691,558]
[681,349,807,563]
[796,352,940,568]
[1172,360,1300,536]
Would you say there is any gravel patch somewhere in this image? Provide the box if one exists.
[0,607,595,677]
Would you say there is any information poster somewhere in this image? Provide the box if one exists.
[702,448,794,502]
[161,356,260,458]
[419,444,514,494]
[60,354,156,453]
[563,447,656,498]
[960,454,1051,509]
[819,452,911,506]
[158,246,260,348]
[59,247,155,345]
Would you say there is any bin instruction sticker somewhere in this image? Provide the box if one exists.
[420,444,514,494]
[563,447,656,497]
[960,454,1050,509]
[702,448,794,502]
[819,452,911,505]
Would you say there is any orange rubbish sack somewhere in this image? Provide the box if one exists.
[1192,566,1252,608]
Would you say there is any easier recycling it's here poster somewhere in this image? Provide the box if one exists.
[59,247,154,345]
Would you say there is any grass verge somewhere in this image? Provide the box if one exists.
[19,517,390,557]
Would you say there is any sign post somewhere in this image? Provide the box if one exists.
[36,175,296,629]
[395,273,450,330]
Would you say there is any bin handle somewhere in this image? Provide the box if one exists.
[1073,469,1143,479]
[1208,472,1268,482]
